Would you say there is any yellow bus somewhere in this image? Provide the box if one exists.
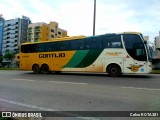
[20,32,152,77]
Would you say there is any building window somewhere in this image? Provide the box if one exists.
[58,32,61,35]
[51,29,54,32]
[51,35,54,38]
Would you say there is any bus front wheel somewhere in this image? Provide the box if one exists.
[41,64,49,74]
[107,64,121,77]
[32,64,40,74]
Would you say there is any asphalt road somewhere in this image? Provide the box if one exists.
[0,70,160,120]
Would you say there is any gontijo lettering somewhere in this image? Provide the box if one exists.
[39,53,65,58]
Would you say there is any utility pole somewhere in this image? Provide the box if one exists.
[93,0,96,36]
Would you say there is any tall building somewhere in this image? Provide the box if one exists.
[0,15,5,55]
[155,31,160,50]
[27,21,67,43]
[2,16,31,55]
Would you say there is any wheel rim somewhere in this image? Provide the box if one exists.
[33,65,39,73]
[108,65,121,77]
[111,68,117,73]
[41,65,49,74]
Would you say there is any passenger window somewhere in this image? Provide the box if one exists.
[103,35,122,48]
[70,39,85,50]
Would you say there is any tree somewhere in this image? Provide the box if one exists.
[0,56,3,63]
[0,56,3,67]
[3,50,16,67]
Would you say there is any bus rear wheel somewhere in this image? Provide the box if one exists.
[41,64,49,74]
[32,64,40,74]
[107,64,121,77]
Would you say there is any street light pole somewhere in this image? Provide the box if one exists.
[93,0,96,36]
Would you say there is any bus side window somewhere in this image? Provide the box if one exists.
[44,43,56,52]
[30,44,36,53]
[70,39,85,50]
[85,38,102,49]
[34,44,44,52]
[57,41,70,51]
[103,35,122,48]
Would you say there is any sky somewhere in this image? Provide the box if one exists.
[0,0,160,42]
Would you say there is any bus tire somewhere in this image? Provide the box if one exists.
[107,64,121,77]
[32,64,40,74]
[41,64,49,74]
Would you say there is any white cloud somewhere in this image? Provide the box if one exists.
[0,0,160,41]
[96,2,140,34]
[56,0,94,36]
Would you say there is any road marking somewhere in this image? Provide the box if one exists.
[13,79,87,85]
[121,87,160,91]
[49,81,88,85]
[13,79,35,82]
[0,98,56,111]
[0,98,99,120]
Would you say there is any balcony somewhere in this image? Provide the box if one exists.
[27,35,32,39]
[11,25,18,30]
[4,24,10,28]
[3,36,8,40]
[11,30,18,34]
[34,34,40,38]
[34,27,40,32]
[10,39,16,43]
[10,35,16,39]
[12,46,18,49]
[2,44,10,48]
[3,32,7,36]
[3,28,8,32]
[3,40,10,44]
[11,22,18,26]
[34,38,40,42]
[28,28,32,33]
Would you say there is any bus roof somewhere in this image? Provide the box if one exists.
[21,32,142,45]
[21,35,86,45]
[121,32,141,34]
[52,35,86,41]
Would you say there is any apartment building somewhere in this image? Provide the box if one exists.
[0,15,5,55]
[2,16,31,55]
[57,28,67,38]
[155,32,160,50]
[27,21,68,43]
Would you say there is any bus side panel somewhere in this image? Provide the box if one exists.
[50,51,76,71]
[102,49,124,73]
[20,54,31,70]
[85,59,103,72]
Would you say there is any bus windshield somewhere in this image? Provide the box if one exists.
[123,34,148,61]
